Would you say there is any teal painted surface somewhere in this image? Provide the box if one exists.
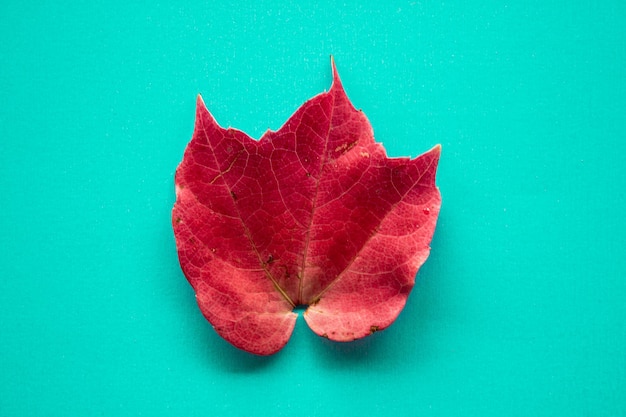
[1,2,625,416]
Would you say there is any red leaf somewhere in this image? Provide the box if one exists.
[173,60,441,355]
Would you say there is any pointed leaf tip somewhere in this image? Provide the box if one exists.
[428,144,442,161]
[196,94,205,107]
[195,94,208,119]
[330,56,343,90]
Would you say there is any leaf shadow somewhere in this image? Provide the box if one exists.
[176,290,280,373]
[306,299,436,372]
[312,331,383,365]
[205,332,279,373]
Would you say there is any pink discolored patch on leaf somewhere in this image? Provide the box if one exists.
[173,59,441,355]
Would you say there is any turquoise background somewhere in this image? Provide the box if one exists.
[1,2,625,416]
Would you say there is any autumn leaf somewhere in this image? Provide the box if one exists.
[173,59,441,355]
